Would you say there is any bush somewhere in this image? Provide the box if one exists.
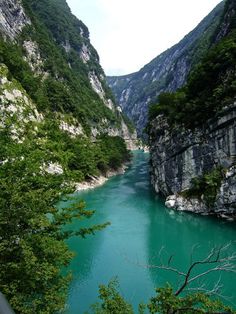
[182,167,224,207]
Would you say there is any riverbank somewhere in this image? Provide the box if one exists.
[75,165,128,191]
[67,151,236,314]
[165,194,236,222]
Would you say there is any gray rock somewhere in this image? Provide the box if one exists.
[107,2,224,136]
[150,105,236,218]
[165,195,208,213]
[0,0,31,40]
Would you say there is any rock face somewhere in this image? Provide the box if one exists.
[0,0,137,149]
[215,0,236,42]
[149,104,236,217]
[107,2,224,136]
[148,0,236,219]
[0,0,31,40]
[0,64,43,142]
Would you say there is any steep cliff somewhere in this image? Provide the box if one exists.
[108,2,225,136]
[149,105,236,218]
[0,0,138,186]
[0,56,134,312]
[149,0,236,219]
[0,2,138,311]
[0,0,137,148]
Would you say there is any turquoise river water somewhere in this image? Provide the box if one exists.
[66,151,236,313]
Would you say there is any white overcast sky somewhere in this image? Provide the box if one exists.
[66,0,222,76]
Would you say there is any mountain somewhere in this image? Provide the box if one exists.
[0,0,137,147]
[107,1,225,136]
[0,0,138,312]
[0,0,138,179]
[148,0,236,219]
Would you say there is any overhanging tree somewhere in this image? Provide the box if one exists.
[0,131,108,314]
[90,244,236,314]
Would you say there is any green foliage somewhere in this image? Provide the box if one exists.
[148,29,236,128]
[35,120,131,180]
[0,37,41,101]
[42,78,76,113]
[182,167,224,207]
[98,135,131,171]
[0,0,122,131]
[90,281,235,314]
[144,285,235,314]
[22,0,89,51]
[90,279,134,314]
[148,91,186,123]
[0,129,109,314]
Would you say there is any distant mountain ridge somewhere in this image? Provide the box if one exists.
[107,1,225,136]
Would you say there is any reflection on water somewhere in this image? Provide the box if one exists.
[66,151,236,313]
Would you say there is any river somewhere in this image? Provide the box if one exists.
[66,151,236,313]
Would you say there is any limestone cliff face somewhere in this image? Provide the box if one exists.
[149,105,236,218]
[148,0,236,219]
[0,0,137,149]
[0,0,31,40]
[108,2,224,136]
[215,0,236,42]
[0,64,42,141]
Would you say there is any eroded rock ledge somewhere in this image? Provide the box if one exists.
[149,104,236,219]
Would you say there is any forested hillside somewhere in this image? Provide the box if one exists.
[0,0,136,312]
[108,1,225,136]
[1,0,236,312]
[148,0,236,219]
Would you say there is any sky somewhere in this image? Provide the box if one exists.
[66,0,222,76]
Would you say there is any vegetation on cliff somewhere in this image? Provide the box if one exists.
[148,0,236,129]
[108,1,224,135]
[149,33,236,128]
[35,120,131,181]
[0,0,133,311]
[182,167,225,207]
[0,0,129,134]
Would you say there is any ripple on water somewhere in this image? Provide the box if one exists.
[66,151,236,314]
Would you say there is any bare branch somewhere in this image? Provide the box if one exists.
[190,244,200,266]
[174,243,236,296]
[168,254,174,267]
[187,277,226,298]
[136,262,186,277]
[126,242,236,303]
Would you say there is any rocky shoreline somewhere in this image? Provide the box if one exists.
[149,105,236,219]
[75,165,128,191]
[165,194,236,222]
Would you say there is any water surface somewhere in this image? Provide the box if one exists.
[66,151,236,313]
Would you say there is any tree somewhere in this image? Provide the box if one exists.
[91,279,134,314]
[143,243,236,299]
[90,244,236,314]
[0,131,108,314]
